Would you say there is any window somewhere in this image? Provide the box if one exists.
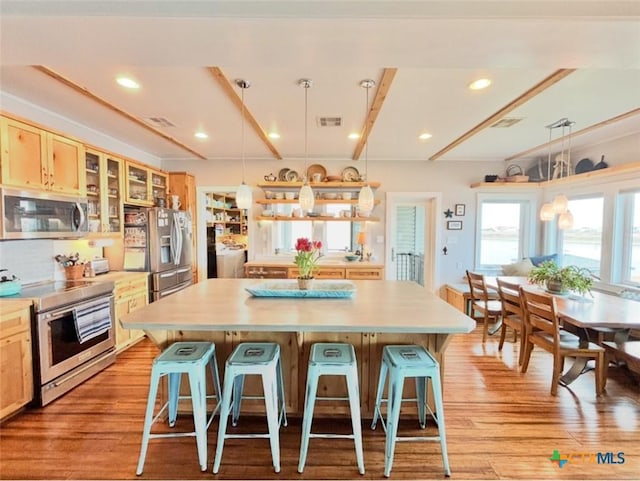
[324,204,353,252]
[476,197,532,268]
[559,196,604,276]
[620,191,640,286]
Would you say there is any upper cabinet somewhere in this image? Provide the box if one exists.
[0,116,85,195]
[255,181,381,222]
[125,161,168,206]
[169,172,198,280]
[85,149,123,236]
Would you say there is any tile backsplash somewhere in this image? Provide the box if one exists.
[0,239,102,284]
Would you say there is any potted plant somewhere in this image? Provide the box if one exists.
[294,237,322,289]
[527,260,594,296]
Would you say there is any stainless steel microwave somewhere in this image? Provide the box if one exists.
[1,188,89,239]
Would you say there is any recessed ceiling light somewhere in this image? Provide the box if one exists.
[418,132,432,140]
[348,133,360,140]
[116,76,140,89]
[469,78,491,90]
[268,132,280,139]
[194,132,208,139]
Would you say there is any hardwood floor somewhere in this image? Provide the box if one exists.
[1,326,638,480]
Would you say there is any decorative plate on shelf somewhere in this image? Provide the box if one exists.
[285,170,300,182]
[278,168,290,181]
[341,166,360,182]
[307,164,327,182]
[245,281,356,298]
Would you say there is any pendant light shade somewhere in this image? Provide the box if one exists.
[236,183,252,210]
[235,79,252,210]
[540,202,555,221]
[551,194,569,214]
[358,79,375,216]
[558,210,574,230]
[298,79,314,213]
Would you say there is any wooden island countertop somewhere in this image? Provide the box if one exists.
[120,279,475,417]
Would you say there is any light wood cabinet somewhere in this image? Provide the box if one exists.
[113,274,148,351]
[124,161,168,206]
[0,115,85,195]
[169,172,198,280]
[289,267,346,279]
[85,149,123,236]
[346,267,384,280]
[0,302,33,420]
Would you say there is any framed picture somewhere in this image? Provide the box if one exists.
[455,204,466,216]
[447,220,463,230]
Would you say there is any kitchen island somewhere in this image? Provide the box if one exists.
[120,278,475,416]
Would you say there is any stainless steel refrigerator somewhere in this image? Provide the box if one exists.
[122,206,193,301]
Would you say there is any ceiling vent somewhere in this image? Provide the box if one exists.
[145,117,175,128]
[317,116,342,127]
[490,117,524,128]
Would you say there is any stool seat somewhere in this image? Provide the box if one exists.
[136,341,221,475]
[372,345,450,478]
[298,343,364,475]
[213,342,287,474]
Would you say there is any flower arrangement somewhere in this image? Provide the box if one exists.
[294,237,322,279]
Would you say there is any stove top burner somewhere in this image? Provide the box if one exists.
[9,280,115,312]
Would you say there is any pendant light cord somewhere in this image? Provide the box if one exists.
[241,85,246,184]
[304,82,308,178]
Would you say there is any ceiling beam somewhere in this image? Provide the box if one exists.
[505,108,640,162]
[428,68,576,161]
[32,66,207,160]
[206,67,283,160]
[352,68,398,161]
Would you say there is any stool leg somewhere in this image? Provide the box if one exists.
[188,370,208,472]
[276,356,288,427]
[231,374,245,427]
[212,372,236,474]
[136,369,161,475]
[346,366,365,475]
[415,376,427,429]
[167,372,181,427]
[298,367,319,473]
[431,374,451,477]
[209,354,222,419]
[384,371,404,478]
[262,368,281,473]
[371,361,388,430]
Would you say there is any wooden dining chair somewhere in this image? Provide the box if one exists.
[466,271,502,343]
[519,287,605,396]
[496,278,526,366]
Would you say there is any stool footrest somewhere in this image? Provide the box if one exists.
[149,432,198,440]
[309,433,356,440]
[395,435,442,442]
[224,433,273,439]
[314,396,351,402]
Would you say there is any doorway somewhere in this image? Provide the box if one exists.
[385,192,441,292]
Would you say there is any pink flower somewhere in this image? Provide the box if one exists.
[294,237,322,279]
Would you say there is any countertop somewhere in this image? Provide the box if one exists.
[245,258,383,268]
[121,278,474,334]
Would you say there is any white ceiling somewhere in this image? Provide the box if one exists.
[1,1,639,165]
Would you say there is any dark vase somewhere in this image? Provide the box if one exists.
[546,279,564,293]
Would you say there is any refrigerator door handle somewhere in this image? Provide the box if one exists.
[175,213,183,265]
[170,213,181,265]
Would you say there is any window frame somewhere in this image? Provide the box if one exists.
[474,192,536,270]
[616,189,640,287]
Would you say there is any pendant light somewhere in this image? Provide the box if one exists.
[298,79,314,213]
[358,79,375,216]
[235,79,252,210]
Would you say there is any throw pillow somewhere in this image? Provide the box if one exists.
[529,253,559,267]
[502,258,534,276]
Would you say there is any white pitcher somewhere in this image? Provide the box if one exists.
[171,194,181,210]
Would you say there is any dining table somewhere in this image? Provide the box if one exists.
[487,276,640,385]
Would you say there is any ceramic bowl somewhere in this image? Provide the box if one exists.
[345,255,359,262]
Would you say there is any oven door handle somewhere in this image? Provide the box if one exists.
[39,295,114,322]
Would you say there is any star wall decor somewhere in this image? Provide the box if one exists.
[444,209,454,218]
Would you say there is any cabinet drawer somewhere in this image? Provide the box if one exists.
[346,268,383,280]
[0,305,32,339]
[114,275,149,299]
[289,267,346,279]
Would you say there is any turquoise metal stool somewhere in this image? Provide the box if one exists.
[298,343,365,474]
[371,345,450,478]
[213,342,287,474]
[136,341,221,475]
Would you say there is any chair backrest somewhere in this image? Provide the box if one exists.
[466,271,490,302]
[519,287,560,345]
[496,278,523,318]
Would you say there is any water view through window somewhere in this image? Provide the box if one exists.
[561,197,603,276]
[479,202,521,266]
